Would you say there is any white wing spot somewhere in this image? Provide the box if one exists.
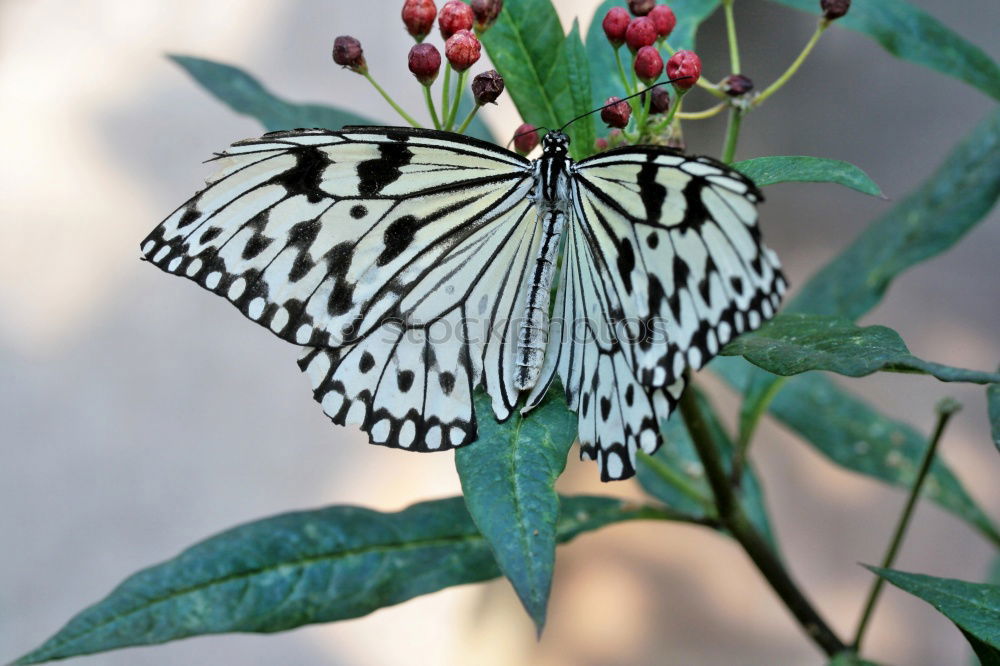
[247,297,266,320]
[153,246,170,262]
[205,272,222,289]
[296,323,313,344]
[306,353,331,387]
[640,429,657,452]
[167,257,182,272]
[346,400,366,425]
[371,419,391,442]
[321,390,343,416]
[271,307,289,333]
[425,426,442,450]
[185,258,203,277]
[399,420,416,448]
[687,347,702,368]
[749,310,761,329]
[142,240,157,255]
[448,426,465,447]
[227,278,246,300]
[606,451,624,479]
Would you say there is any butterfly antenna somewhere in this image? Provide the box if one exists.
[557,77,692,132]
[506,125,548,149]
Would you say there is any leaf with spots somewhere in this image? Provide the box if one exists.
[455,388,578,633]
[721,313,1000,384]
[14,496,666,664]
[865,567,1000,664]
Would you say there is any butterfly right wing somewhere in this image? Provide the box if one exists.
[142,127,540,450]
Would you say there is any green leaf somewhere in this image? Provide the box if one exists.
[790,107,1000,320]
[14,495,650,664]
[722,314,1000,384]
[867,567,1000,664]
[169,54,376,131]
[585,0,720,114]
[712,357,1000,547]
[988,382,1000,452]
[454,389,577,633]
[637,389,779,551]
[733,156,883,197]
[478,0,582,147]
[557,19,597,159]
[766,0,1000,101]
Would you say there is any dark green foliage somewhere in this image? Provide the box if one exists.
[733,156,882,197]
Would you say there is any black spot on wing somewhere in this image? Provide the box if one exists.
[269,146,331,204]
[357,142,413,197]
[638,159,667,224]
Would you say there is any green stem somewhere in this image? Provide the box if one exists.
[851,398,961,651]
[440,64,452,123]
[455,104,481,134]
[754,20,828,107]
[422,85,442,129]
[614,47,632,95]
[653,88,685,132]
[678,378,847,657]
[722,0,741,73]
[363,72,421,128]
[445,70,468,130]
[677,102,727,120]
[637,85,653,138]
[731,375,789,485]
[721,108,743,163]
[637,452,717,516]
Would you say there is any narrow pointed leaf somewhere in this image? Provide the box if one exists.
[637,389,779,551]
[765,0,1000,101]
[585,0,720,113]
[790,107,1000,319]
[455,389,577,633]
[733,156,883,197]
[558,19,596,159]
[712,357,1000,547]
[169,55,376,131]
[14,495,652,665]
[722,314,1000,384]
[866,567,1000,663]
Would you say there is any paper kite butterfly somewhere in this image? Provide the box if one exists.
[141,125,785,480]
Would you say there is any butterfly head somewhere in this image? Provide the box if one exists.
[541,130,570,157]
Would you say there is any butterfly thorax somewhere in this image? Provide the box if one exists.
[514,132,573,391]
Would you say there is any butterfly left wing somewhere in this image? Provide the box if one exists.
[525,145,784,480]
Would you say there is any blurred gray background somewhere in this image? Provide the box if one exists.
[2,1,998,664]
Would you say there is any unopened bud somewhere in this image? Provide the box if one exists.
[439,0,474,39]
[594,137,609,152]
[513,123,539,155]
[666,50,701,91]
[641,85,671,114]
[408,43,442,85]
[332,36,366,73]
[471,0,503,32]
[602,7,630,48]
[472,69,504,105]
[625,17,658,52]
[649,5,677,38]
[445,29,481,71]
[628,0,655,16]
[634,45,663,85]
[722,73,754,96]
[401,0,437,41]
[601,96,631,129]
[820,0,850,20]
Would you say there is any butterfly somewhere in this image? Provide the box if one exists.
[141,125,785,481]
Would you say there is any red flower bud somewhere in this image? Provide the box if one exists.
[600,96,631,129]
[594,137,609,152]
[401,0,437,41]
[633,45,663,85]
[641,85,671,114]
[472,69,504,105]
[648,5,676,38]
[471,0,503,32]
[628,0,655,16]
[513,123,539,155]
[445,29,481,72]
[602,7,630,48]
[408,43,442,85]
[666,50,701,90]
[438,0,474,39]
[332,35,366,73]
[722,73,754,96]
[625,17,657,52]
[820,0,850,20]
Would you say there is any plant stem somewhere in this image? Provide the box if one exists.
[721,108,743,163]
[722,0,741,73]
[455,104,481,134]
[851,398,961,651]
[678,378,847,657]
[445,70,468,129]
[652,88,685,132]
[422,85,442,129]
[440,64,452,123]
[677,102,727,120]
[614,47,632,94]
[754,20,828,107]
[637,452,717,516]
[731,375,789,485]
[363,72,421,128]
